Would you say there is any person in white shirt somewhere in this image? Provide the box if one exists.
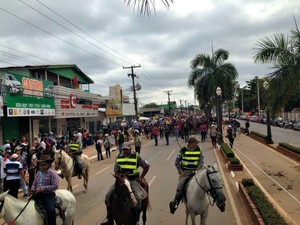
[1,140,10,150]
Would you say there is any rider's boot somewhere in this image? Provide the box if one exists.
[169,194,182,214]
[131,207,140,225]
[100,206,113,225]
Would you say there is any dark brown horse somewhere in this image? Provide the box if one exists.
[111,174,150,225]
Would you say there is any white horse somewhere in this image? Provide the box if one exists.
[54,149,90,193]
[184,163,226,225]
[0,189,76,225]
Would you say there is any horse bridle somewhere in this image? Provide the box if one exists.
[56,150,73,173]
[194,168,223,205]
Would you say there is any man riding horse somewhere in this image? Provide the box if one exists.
[68,133,84,179]
[101,142,150,225]
[169,136,204,214]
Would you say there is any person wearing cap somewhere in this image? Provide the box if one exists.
[101,142,150,225]
[210,123,217,148]
[133,129,142,154]
[4,153,25,198]
[69,133,84,179]
[31,154,59,225]
[116,130,125,154]
[227,125,235,148]
[103,134,111,158]
[169,136,204,214]
[14,146,29,197]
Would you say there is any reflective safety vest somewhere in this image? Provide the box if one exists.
[116,153,139,177]
[69,142,80,152]
[181,146,202,170]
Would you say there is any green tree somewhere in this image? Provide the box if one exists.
[188,49,238,108]
[125,0,173,15]
[253,21,300,114]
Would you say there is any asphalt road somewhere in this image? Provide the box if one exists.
[65,136,254,225]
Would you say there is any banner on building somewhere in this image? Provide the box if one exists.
[0,72,55,117]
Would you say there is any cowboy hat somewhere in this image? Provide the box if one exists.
[14,146,22,151]
[11,153,19,160]
[37,154,53,163]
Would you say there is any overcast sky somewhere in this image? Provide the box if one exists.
[0,0,299,107]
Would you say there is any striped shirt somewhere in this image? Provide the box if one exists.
[31,168,59,192]
[4,161,22,181]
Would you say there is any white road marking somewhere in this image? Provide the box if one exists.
[213,148,243,225]
[96,166,110,175]
[148,175,156,187]
[166,149,176,161]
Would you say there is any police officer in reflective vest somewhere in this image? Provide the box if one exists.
[101,142,150,225]
[69,134,83,179]
[169,136,204,214]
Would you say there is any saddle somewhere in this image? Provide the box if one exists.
[34,196,67,225]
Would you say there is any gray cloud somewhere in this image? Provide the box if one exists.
[0,0,299,106]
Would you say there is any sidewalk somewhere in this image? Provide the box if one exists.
[222,133,299,225]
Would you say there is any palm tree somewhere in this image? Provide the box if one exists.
[253,21,300,115]
[188,49,238,107]
[124,0,173,15]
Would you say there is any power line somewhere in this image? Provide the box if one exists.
[0,7,122,67]
[34,0,139,66]
[18,0,134,66]
[0,43,57,64]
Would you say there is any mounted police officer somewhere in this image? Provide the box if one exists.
[101,142,150,225]
[169,136,204,214]
[68,133,83,179]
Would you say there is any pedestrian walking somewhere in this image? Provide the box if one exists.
[4,153,26,198]
[159,124,164,139]
[245,119,250,135]
[14,145,29,197]
[173,124,180,141]
[117,130,125,153]
[164,124,171,145]
[210,124,217,148]
[96,135,104,161]
[134,129,142,153]
[182,122,190,142]
[152,125,159,146]
[200,122,208,142]
[103,134,111,158]
[227,125,235,148]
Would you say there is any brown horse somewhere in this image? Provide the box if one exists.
[111,174,150,225]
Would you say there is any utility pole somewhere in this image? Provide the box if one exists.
[123,65,141,120]
[256,76,261,117]
[164,90,173,115]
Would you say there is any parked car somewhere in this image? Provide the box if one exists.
[293,120,300,131]
[239,114,248,120]
[249,115,258,122]
[272,117,283,127]
[44,85,54,97]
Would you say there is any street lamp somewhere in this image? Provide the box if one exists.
[216,87,223,144]
[263,81,274,144]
